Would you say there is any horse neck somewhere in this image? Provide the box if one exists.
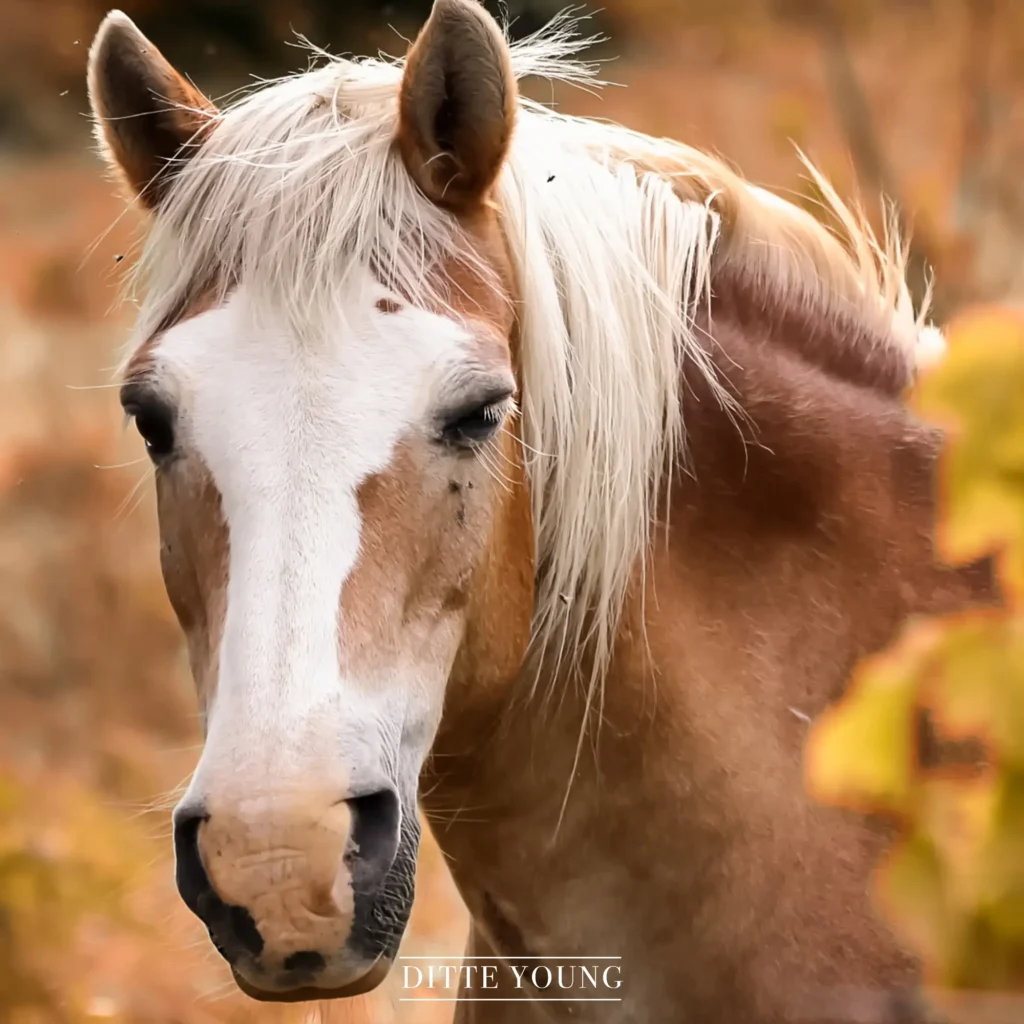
[422,460,675,966]
[419,275,995,982]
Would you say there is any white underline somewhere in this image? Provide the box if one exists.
[399,998,623,1003]
[398,956,622,960]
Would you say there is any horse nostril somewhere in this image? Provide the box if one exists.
[172,806,265,960]
[283,950,327,973]
[346,789,401,892]
[173,806,211,918]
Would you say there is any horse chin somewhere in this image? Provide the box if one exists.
[232,959,392,1003]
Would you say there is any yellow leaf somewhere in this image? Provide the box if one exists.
[978,771,1024,947]
[806,624,933,815]
[876,833,949,967]
[926,614,1024,768]
[917,778,996,895]
[915,307,1024,597]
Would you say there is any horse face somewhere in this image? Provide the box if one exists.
[89,0,527,1000]
[126,268,516,997]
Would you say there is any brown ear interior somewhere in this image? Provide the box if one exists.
[87,11,217,209]
[398,0,517,210]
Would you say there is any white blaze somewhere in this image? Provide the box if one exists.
[153,267,472,800]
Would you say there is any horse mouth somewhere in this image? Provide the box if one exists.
[232,957,392,1003]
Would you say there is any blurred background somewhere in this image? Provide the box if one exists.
[2,1,1023,1022]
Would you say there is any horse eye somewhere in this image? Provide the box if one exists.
[440,395,512,449]
[125,402,176,461]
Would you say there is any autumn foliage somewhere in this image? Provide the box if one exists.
[808,308,1024,1008]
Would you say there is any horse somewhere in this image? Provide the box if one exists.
[85,2,993,1020]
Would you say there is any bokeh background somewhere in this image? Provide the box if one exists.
[2,1,1023,1021]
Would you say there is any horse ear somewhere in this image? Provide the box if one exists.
[87,11,217,210]
[398,0,517,210]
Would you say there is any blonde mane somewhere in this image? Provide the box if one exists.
[123,13,935,702]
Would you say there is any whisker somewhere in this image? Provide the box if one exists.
[94,456,148,470]
[112,468,153,524]
[65,381,125,391]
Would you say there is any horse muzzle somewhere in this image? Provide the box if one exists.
[172,787,418,1000]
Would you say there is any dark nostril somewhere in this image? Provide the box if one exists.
[346,788,401,892]
[173,807,211,918]
[226,903,265,957]
[283,950,326,973]
[173,806,264,960]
